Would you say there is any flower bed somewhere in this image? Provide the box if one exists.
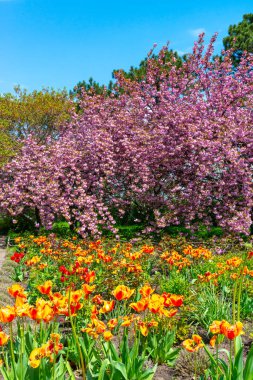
[0,233,252,379]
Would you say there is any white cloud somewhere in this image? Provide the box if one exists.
[189,28,206,37]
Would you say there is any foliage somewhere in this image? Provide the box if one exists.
[189,285,231,330]
[113,48,183,83]
[0,86,72,143]
[146,330,179,366]
[0,215,12,234]
[223,13,253,64]
[0,130,19,167]
[70,77,114,99]
[87,333,157,380]
[158,273,190,297]
[1,35,253,237]
[71,50,182,99]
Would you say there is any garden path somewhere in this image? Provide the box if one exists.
[0,236,6,268]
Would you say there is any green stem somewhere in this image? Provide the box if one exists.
[9,322,16,380]
[194,351,197,380]
[216,342,219,380]
[204,345,222,377]
[1,346,8,372]
[232,281,238,324]
[70,316,86,380]
[52,349,56,380]
[237,269,244,322]
[229,340,233,380]
[68,292,86,380]
[39,320,43,344]
[20,320,25,380]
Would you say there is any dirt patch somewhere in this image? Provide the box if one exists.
[153,364,178,379]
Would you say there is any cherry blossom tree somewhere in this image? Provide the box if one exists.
[1,34,252,236]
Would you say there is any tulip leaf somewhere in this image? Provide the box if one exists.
[98,358,110,380]
[110,360,128,380]
[243,344,253,380]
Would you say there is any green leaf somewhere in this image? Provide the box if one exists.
[0,366,11,380]
[15,352,28,380]
[111,360,128,380]
[138,364,157,380]
[243,344,253,380]
[217,357,230,377]
[232,346,243,380]
[66,362,76,380]
[98,359,110,380]
[54,356,67,379]
[234,336,243,357]
[107,341,120,361]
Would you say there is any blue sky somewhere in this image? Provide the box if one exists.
[1,0,253,93]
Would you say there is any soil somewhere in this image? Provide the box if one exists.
[153,364,178,379]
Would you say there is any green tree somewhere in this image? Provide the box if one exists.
[71,49,183,98]
[70,77,114,98]
[115,49,183,82]
[223,13,253,64]
[0,130,19,166]
[0,86,72,142]
[0,87,72,165]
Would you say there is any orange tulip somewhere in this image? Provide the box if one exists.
[148,301,162,313]
[70,290,83,304]
[25,256,41,266]
[209,320,244,341]
[142,245,154,254]
[103,331,113,341]
[121,315,136,327]
[248,251,253,259]
[8,284,27,298]
[29,334,63,368]
[31,299,55,322]
[112,285,135,301]
[85,271,96,283]
[47,333,63,355]
[107,318,118,329]
[161,293,172,307]
[93,318,107,334]
[0,306,16,323]
[37,281,52,295]
[99,300,115,314]
[82,318,106,338]
[29,347,42,368]
[15,302,31,318]
[210,335,217,347]
[139,285,154,298]
[91,305,99,319]
[226,257,242,268]
[161,308,178,318]
[148,294,164,313]
[139,323,148,337]
[130,298,149,312]
[82,284,96,298]
[222,321,244,340]
[0,331,9,346]
[169,295,183,307]
[182,334,203,352]
[14,293,28,308]
[147,320,158,328]
[209,320,222,335]
[92,294,103,305]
